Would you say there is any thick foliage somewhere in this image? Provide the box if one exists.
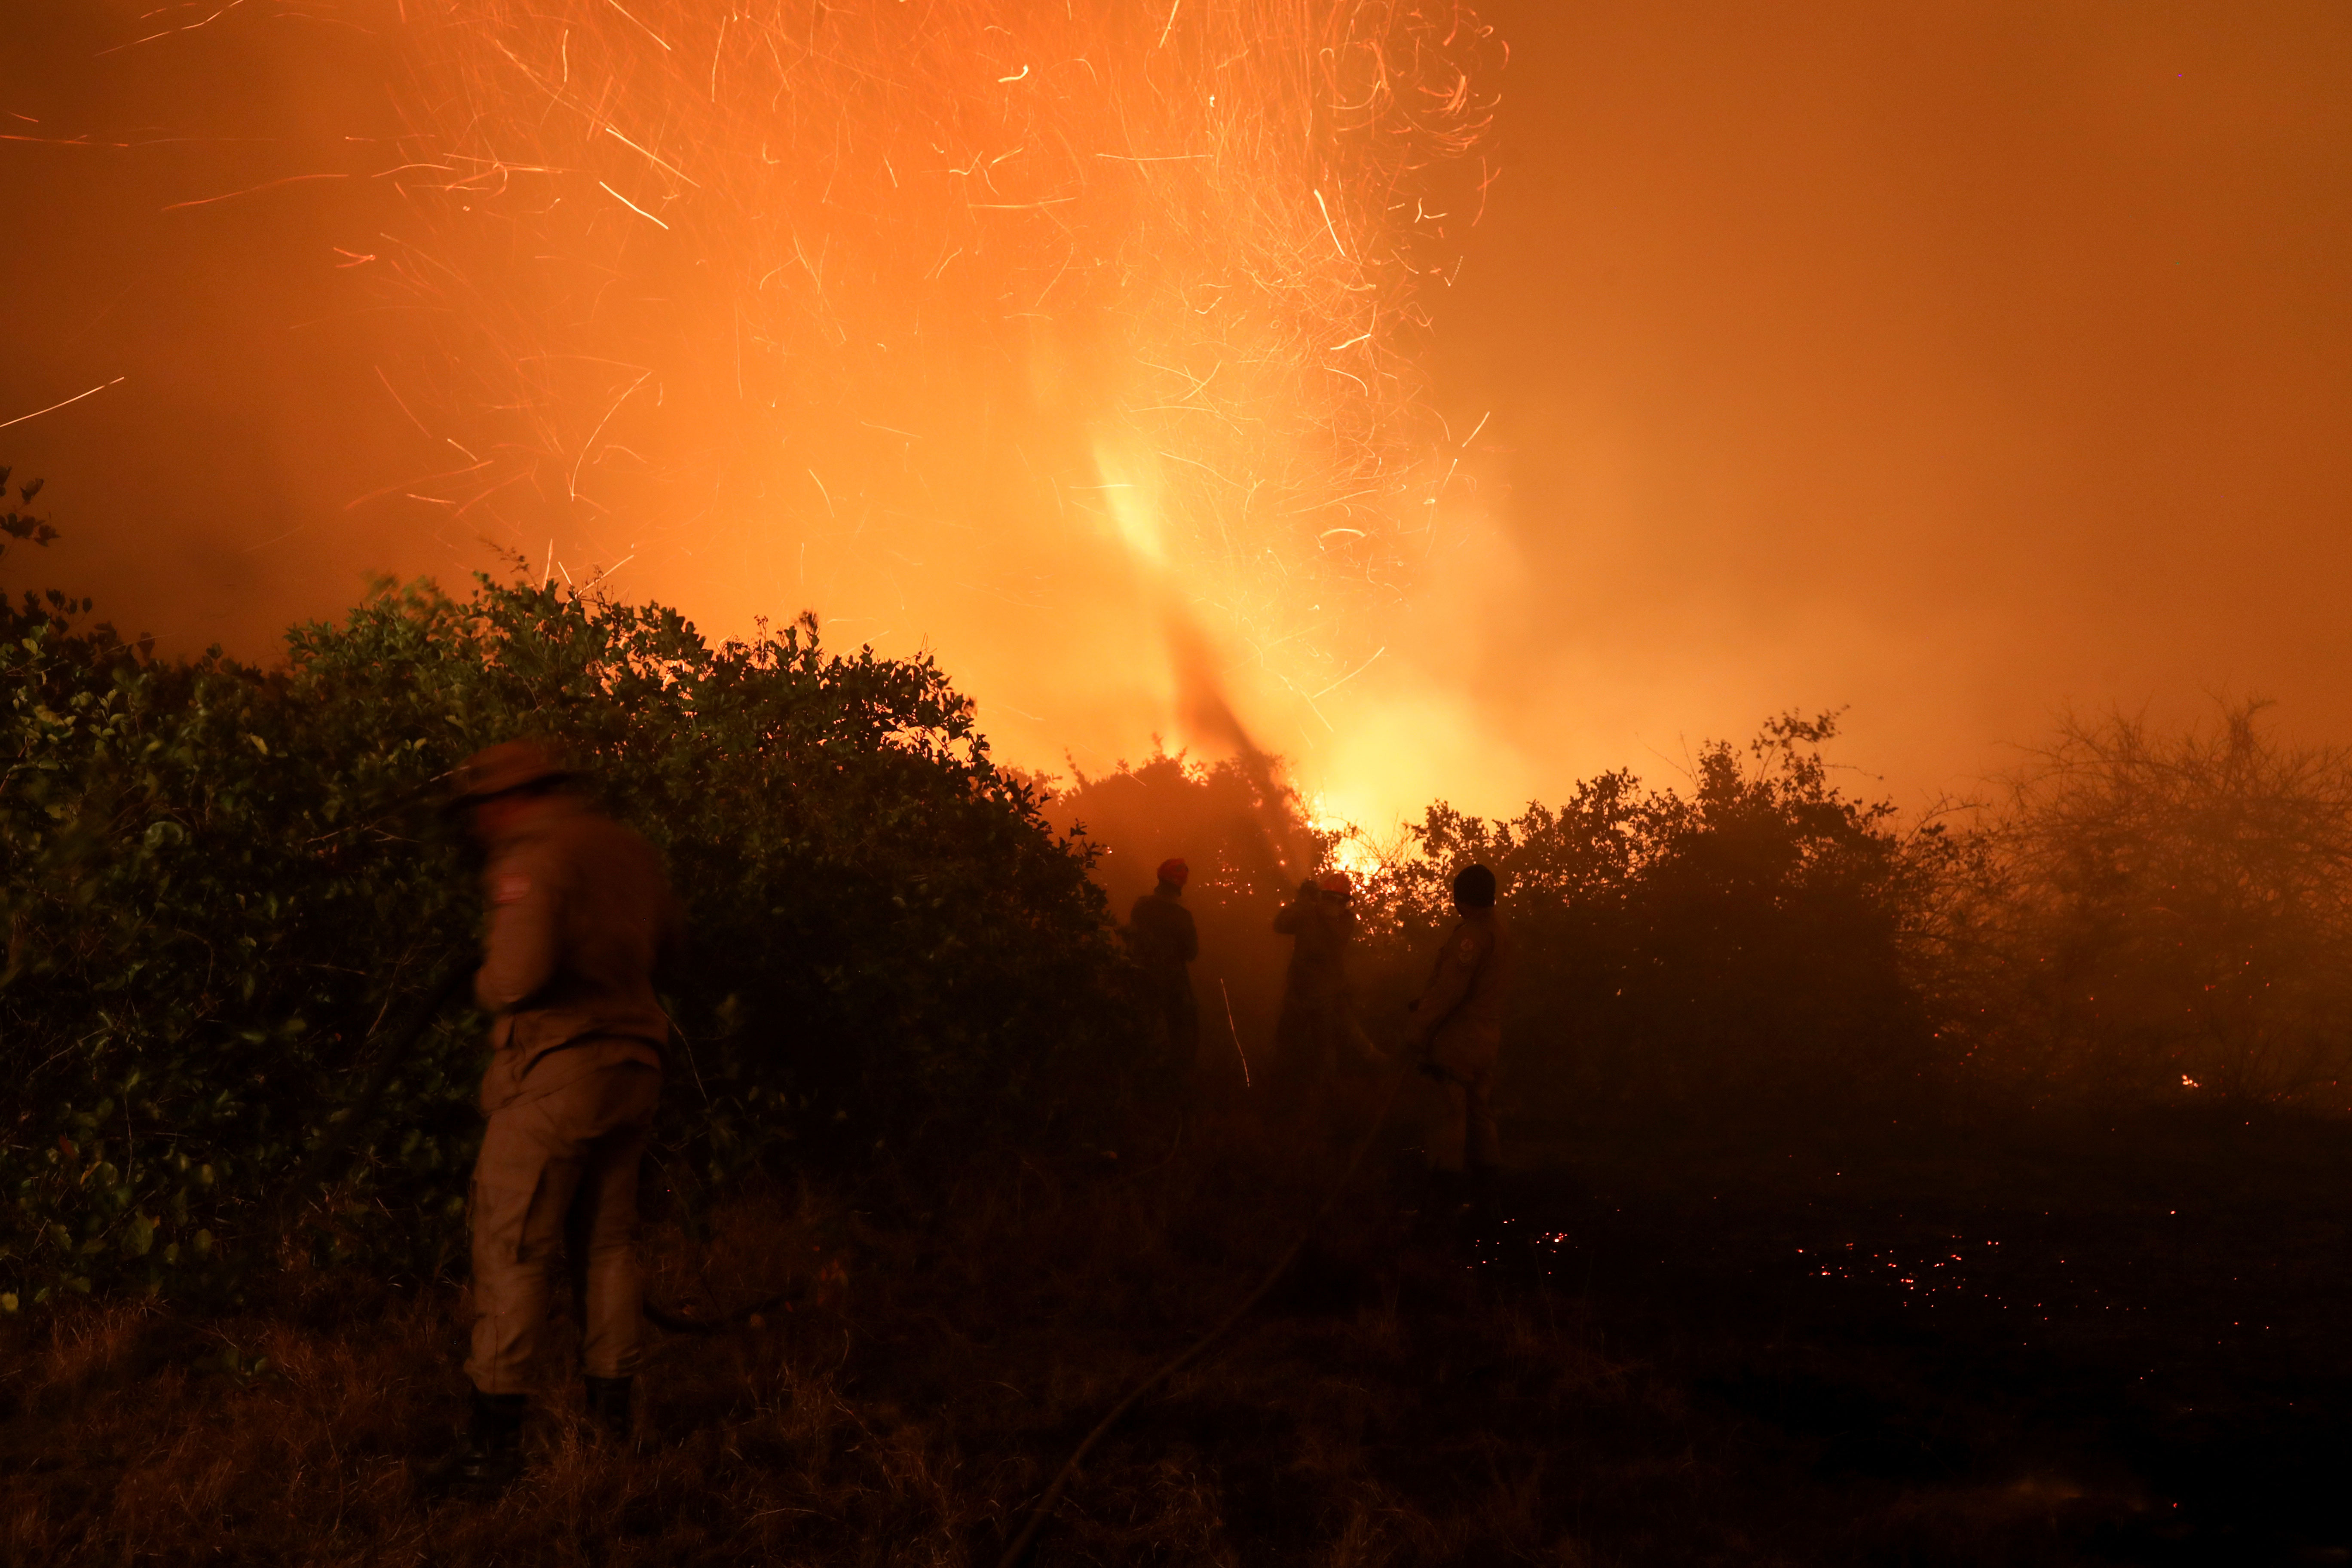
[1053,747,1316,908]
[3,545,1129,1310]
[1354,715,1954,1115]
[1064,716,1954,1123]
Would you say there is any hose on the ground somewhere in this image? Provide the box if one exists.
[993,1066,1414,1568]
[644,1291,795,1335]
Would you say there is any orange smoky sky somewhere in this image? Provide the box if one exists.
[3,1,2349,830]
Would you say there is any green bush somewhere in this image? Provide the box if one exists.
[3,507,1131,1309]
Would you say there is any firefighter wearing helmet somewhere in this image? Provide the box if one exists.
[1267,868,1378,1121]
[1127,857,1201,1077]
[430,738,684,1494]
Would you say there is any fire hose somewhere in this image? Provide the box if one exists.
[993,1063,1413,1568]
[322,952,1422,1558]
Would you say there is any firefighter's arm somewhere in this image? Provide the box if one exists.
[1272,893,1309,935]
[1179,912,1200,964]
[476,859,560,1012]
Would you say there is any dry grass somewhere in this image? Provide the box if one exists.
[0,1102,2243,1566]
[0,1108,1662,1567]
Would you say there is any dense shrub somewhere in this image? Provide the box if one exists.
[1948,702,2352,1108]
[3,510,1130,1310]
[1052,747,1314,908]
[1358,714,1957,1117]
[1069,707,2352,1127]
[15,463,2352,1317]
[1065,716,1958,1123]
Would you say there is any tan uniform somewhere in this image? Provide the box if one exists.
[1412,910,1511,1172]
[465,794,683,1395]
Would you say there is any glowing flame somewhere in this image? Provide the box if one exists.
[1091,439,1167,573]
[1308,793,1393,879]
[364,0,1503,791]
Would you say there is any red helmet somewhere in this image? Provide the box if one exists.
[1316,870,1354,897]
[1157,857,1189,887]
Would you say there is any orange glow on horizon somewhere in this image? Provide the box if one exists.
[14,4,2351,827]
[358,0,1505,821]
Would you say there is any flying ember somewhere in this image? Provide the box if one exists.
[372,0,1501,772]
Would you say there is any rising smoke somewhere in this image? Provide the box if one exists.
[367,0,1500,798]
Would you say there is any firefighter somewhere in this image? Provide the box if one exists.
[1408,864,1512,1214]
[1128,857,1201,1077]
[430,739,684,1494]
[1268,870,1374,1120]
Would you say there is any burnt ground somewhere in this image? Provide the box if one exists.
[4,1099,2347,1566]
[1476,1105,2352,1565]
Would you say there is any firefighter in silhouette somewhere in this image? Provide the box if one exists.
[430,739,684,1494]
[1267,870,1377,1119]
[1127,857,1201,1076]
[1409,863,1513,1215]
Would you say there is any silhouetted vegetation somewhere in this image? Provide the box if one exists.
[1066,704,2352,1135]
[1372,716,1960,1123]
[7,490,2350,1565]
[4,505,1130,1311]
[1941,703,2352,1107]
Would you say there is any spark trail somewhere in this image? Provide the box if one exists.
[366,0,1501,753]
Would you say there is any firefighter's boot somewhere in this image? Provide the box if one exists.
[425,1390,527,1498]
[585,1375,635,1449]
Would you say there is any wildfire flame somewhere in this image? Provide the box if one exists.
[366,0,1502,776]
